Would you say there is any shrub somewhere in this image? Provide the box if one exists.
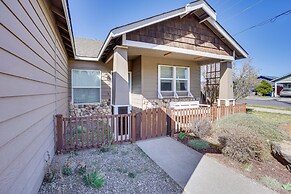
[179,132,186,140]
[255,80,273,96]
[62,164,73,176]
[188,139,210,150]
[190,119,212,138]
[259,176,282,190]
[44,168,55,183]
[128,172,136,178]
[83,171,105,188]
[282,183,291,191]
[76,162,86,175]
[218,127,266,163]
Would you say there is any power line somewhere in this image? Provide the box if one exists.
[222,0,265,22]
[234,9,291,36]
[218,0,244,15]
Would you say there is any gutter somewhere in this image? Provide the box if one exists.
[61,0,76,57]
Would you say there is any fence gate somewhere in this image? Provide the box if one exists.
[135,108,168,140]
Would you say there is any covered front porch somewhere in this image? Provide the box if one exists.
[105,43,236,113]
[97,0,247,114]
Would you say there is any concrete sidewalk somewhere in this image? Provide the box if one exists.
[136,137,276,194]
[248,107,291,115]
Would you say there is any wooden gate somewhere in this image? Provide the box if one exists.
[134,108,168,140]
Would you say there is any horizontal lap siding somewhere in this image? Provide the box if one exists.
[0,0,69,193]
[131,56,143,109]
[141,56,201,100]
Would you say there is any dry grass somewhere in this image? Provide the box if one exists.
[213,113,289,143]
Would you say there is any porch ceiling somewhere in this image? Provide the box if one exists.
[127,46,221,65]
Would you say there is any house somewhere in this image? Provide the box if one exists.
[257,75,283,96]
[272,72,291,97]
[0,0,247,193]
[257,75,278,87]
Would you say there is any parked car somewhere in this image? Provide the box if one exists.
[280,88,291,97]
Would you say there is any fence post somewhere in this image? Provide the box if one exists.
[56,114,63,154]
[170,108,175,137]
[131,113,136,143]
[244,103,247,113]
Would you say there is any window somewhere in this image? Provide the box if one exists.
[158,65,192,98]
[72,69,101,104]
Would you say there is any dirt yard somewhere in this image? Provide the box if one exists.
[38,144,182,194]
[176,111,291,193]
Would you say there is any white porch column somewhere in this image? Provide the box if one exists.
[274,82,278,97]
[219,61,234,101]
[112,45,130,114]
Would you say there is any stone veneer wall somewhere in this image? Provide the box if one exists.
[70,99,111,117]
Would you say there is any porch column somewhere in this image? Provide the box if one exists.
[219,61,234,101]
[112,45,130,114]
[274,82,278,97]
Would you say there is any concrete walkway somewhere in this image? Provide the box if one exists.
[248,107,291,115]
[136,137,277,194]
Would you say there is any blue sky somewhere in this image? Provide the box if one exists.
[68,0,291,77]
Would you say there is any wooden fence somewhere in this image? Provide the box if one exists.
[170,103,247,133]
[55,104,246,153]
[56,113,136,153]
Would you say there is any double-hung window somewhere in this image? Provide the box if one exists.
[72,69,101,104]
[158,65,192,98]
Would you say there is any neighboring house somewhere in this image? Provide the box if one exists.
[257,75,278,87]
[0,0,247,193]
[272,72,291,97]
[257,75,282,96]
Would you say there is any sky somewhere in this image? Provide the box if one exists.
[68,0,291,77]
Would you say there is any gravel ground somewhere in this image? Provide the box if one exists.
[38,144,182,194]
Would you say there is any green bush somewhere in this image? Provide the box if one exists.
[188,139,210,150]
[190,119,212,138]
[179,132,186,140]
[259,176,282,190]
[83,171,105,188]
[255,80,273,96]
[62,164,73,176]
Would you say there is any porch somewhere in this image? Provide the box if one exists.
[104,45,236,115]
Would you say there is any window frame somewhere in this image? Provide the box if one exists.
[71,69,101,105]
[158,65,192,99]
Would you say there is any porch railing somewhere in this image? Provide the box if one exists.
[170,103,247,133]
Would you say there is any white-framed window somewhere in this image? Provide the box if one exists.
[72,69,101,104]
[158,65,193,98]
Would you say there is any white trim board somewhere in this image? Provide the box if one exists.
[124,40,235,61]
[75,56,99,61]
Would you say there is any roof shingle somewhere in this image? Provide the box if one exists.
[74,37,103,58]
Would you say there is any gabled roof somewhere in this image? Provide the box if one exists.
[97,0,248,61]
[258,75,278,81]
[271,72,291,82]
[74,38,103,58]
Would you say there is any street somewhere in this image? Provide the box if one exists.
[238,96,291,108]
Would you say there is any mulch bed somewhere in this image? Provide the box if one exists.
[38,144,182,194]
